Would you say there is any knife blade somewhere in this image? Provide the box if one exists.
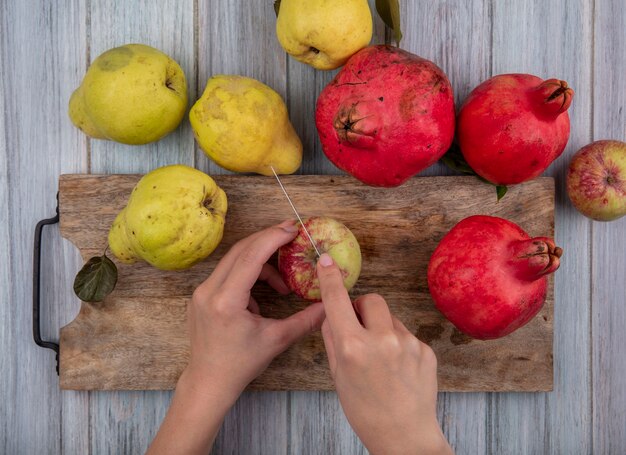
[270,166,321,258]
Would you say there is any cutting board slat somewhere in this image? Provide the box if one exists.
[58,174,555,391]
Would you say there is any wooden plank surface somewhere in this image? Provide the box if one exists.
[592,0,626,453]
[405,0,492,180]
[86,1,196,452]
[196,2,293,452]
[0,0,89,453]
[400,1,493,452]
[283,3,386,451]
[53,2,92,453]
[59,174,555,392]
[1,0,625,454]
[197,0,287,175]
[0,15,13,451]
[88,0,196,174]
[489,0,595,453]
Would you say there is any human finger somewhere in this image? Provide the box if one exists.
[248,296,260,314]
[316,253,361,333]
[391,316,428,353]
[321,319,337,374]
[391,315,413,335]
[258,263,290,295]
[193,220,296,299]
[220,222,299,300]
[192,233,259,300]
[264,302,325,354]
[354,294,394,331]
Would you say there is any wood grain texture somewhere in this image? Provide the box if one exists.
[290,392,367,455]
[87,391,170,455]
[59,174,555,392]
[88,0,196,174]
[284,3,385,450]
[592,0,626,453]
[85,2,195,453]
[0,13,14,452]
[0,0,89,453]
[1,1,625,453]
[196,0,287,176]
[437,392,488,455]
[591,222,626,454]
[490,0,595,452]
[398,1,493,452]
[54,2,92,452]
[403,0,491,179]
[211,392,289,455]
[196,1,292,451]
[286,55,339,175]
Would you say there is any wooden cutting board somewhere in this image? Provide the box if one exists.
[58,174,555,391]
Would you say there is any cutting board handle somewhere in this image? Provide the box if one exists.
[32,193,60,375]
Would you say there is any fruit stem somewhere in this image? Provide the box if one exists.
[508,237,563,281]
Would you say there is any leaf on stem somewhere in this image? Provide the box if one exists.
[440,144,509,202]
[440,143,476,175]
[375,0,403,45]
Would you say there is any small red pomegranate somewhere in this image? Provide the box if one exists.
[315,45,455,187]
[427,215,562,340]
[457,74,573,185]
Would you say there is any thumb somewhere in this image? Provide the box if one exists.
[316,253,360,330]
[266,301,325,353]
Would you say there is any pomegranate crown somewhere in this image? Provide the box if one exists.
[532,79,574,117]
[509,237,563,281]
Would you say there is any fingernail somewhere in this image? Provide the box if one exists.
[279,219,298,233]
[318,253,333,267]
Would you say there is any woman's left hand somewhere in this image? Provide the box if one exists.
[148,220,324,455]
[182,219,325,402]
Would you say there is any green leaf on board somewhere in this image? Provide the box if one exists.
[375,0,403,45]
[274,0,281,17]
[73,253,118,302]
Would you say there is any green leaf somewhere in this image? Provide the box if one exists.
[496,185,508,201]
[73,254,118,302]
[273,0,281,17]
[440,143,477,175]
[440,144,509,201]
[375,0,402,45]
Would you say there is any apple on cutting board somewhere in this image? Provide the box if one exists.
[278,217,362,300]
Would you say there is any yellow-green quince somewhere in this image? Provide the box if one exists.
[69,43,187,145]
[276,0,373,70]
[108,165,227,270]
[190,75,302,176]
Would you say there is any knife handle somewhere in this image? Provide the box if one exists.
[32,193,60,375]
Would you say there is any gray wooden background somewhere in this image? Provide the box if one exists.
[1,0,624,453]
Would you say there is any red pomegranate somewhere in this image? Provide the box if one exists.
[427,215,562,340]
[315,45,455,187]
[457,74,573,185]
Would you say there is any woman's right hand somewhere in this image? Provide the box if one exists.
[316,253,453,455]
